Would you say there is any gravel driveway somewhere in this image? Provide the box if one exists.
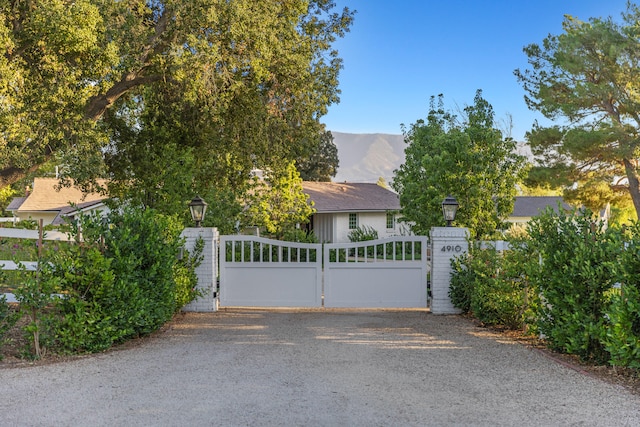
[1,308,639,426]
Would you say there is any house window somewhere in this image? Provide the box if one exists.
[386,212,395,229]
[348,213,358,229]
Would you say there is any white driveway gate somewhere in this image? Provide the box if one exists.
[323,236,429,308]
[219,236,322,307]
[218,235,429,309]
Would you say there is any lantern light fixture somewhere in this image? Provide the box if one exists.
[442,195,459,227]
[189,195,208,227]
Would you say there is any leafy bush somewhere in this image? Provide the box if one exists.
[13,259,61,358]
[68,208,187,337]
[52,244,121,353]
[603,287,640,369]
[8,206,202,357]
[450,240,534,329]
[527,208,620,363]
[173,237,204,309]
[451,207,640,368]
[282,229,318,243]
[449,204,640,369]
[348,226,379,259]
[602,222,640,368]
[449,253,475,313]
[0,294,19,360]
[348,225,378,242]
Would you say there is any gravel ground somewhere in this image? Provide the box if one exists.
[1,308,639,426]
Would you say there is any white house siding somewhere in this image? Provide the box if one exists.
[334,213,351,243]
[357,212,400,239]
[16,211,58,225]
[313,213,335,243]
[334,212,400,243]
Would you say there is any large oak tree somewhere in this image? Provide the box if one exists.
[0,1,353,192]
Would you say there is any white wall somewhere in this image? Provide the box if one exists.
[181,227,218,312]
[430,227,469,314]
[312,212,402,243]
[16,211,58,225]
[313,213,335,243]
[335,212,401,243]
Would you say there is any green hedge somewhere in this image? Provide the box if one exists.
[11,207,201,356]
[0,294,19,360]
[451,208,640,368]
[450,239,536,330]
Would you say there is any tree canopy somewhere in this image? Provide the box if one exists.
[242,161,315,239]
[0,1,354,198]
[392,91,527,238]
[515,3,640,220]
[296,130,339,182]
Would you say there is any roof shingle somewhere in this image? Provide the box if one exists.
[17,178,106,212]
[511,196,571,217]
[302,182,400,213]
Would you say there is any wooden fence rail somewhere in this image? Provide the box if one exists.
[1,225,74,303]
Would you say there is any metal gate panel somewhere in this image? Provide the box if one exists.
[324,236,429,308]
[219,236,322,307]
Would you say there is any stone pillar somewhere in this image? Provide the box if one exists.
[430,226,469,315]
[181,227,218,312]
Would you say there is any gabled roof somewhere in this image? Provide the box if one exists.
[511,196,572,218]
[302,182,400,213]
[51,200,107,225]
[16,178,106,213]
[6,197,27,211]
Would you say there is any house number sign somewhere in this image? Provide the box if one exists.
[440,245,462,253]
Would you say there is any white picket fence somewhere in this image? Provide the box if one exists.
[0,227,73,303]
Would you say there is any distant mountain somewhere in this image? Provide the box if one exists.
[331,132,406,184]
[331,131,533,185]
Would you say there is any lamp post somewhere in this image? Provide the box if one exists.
[442,195,459,227]
[189,195,208,227]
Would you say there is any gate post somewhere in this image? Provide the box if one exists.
[430,226,469,315]
[181,227,219,312]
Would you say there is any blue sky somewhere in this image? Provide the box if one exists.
[322,0,631,141]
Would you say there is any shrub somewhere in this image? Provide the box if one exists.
[282,229,318,243]
[450,207,640,367]
[450,240,534,329]
[602,222,640,368]
[0,294,19,360]
[11,206,202,356]
[603,287,640,369]
[76,208,187,336]
[52,244,122,353]
[527,208,620,363]
[173,237,204,309]
[12,257,61,358]
[450,245,486,314]
[348,225,378,242]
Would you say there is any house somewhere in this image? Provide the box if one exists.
[302,182,402,243]
[302,186,605,242]
[7,178,109,226]
[507,196,572,226]
[509,195,613,229]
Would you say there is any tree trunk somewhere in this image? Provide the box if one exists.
[623,158,640,218]
[84,73,162,121]
[0,73,161,191]
[0,162,47,191]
